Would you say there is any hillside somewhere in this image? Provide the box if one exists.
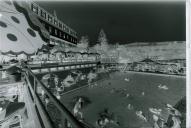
[117,41,186,63]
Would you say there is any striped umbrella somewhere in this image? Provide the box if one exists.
[0,1,49,56]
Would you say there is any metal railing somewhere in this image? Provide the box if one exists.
[21,62,89,128]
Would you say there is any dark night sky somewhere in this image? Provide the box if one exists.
[37,1,186,45]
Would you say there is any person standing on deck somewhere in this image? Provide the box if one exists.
[152,114,165,128]
[73,98,83,120]
[165,104,182,128]
[87,70,97,88]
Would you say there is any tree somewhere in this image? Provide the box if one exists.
[97,29,109,52]
[77,35,89,49]
[93,43,101,52]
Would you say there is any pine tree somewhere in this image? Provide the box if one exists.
[97,29,109,52]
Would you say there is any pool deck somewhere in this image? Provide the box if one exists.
[125,70,186,78]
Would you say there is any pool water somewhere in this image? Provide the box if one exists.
[60,71,186,128]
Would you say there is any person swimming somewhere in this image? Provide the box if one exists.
[136,111,147,122]
[96,108,120,128]
[152,114,165,128]
[96,117,120,128]
[158,84,168,90]
[153,115,160,128]
[149,108,162,115]
[124,78,130,82]
[127,104,133,110]
[126,93,130,98]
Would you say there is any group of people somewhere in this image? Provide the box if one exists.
[87,70,98,88]
[40,70,97,112]
[108,83,182,128]
[96,108,120,128]
[41,70,85,100]
[150,104,182,128]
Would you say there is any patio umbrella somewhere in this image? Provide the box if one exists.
[36,45,52,55]
[6,65,21,75]
[42,73,58,80]
[9,59,19,63]
[0,1,49,56]
[50,45,65,54]
[41,74,58,89]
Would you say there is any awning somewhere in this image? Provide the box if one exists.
[0,1,49,56]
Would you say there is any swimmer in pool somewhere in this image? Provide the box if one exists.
[97,108,120,127]
[136,111,147,122]
[96,116,120,128]
[126,93,130,98]
[127,104,133,110]
[153,115,160,128]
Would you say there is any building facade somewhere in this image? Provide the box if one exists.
[29,1,78,47]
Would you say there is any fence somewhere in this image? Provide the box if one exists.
[21,62,90,128]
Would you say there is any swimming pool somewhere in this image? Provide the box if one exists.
[60,71,186,128]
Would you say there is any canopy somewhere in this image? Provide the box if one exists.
[50,45,65,54]
[140,58,155,63]
[65,47,88,54]
[88,48,98,54]
[0,1,48,56]
[42,73,58,80]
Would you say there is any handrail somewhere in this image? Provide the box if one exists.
[21,62,86,128]
[29,61,98,70]
[24,73,55,128]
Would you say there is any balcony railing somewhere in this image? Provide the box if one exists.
[21,62,91,128]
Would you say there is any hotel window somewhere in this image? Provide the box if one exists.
[31,3,38,14]
[54,19,58,26]
[40,10,46,19]
[59,31,62,38]
[49,26,52,33]
[48,15,53,24]
[58,22,62,29]
[55,29,57,36]
[41,22,45,28]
